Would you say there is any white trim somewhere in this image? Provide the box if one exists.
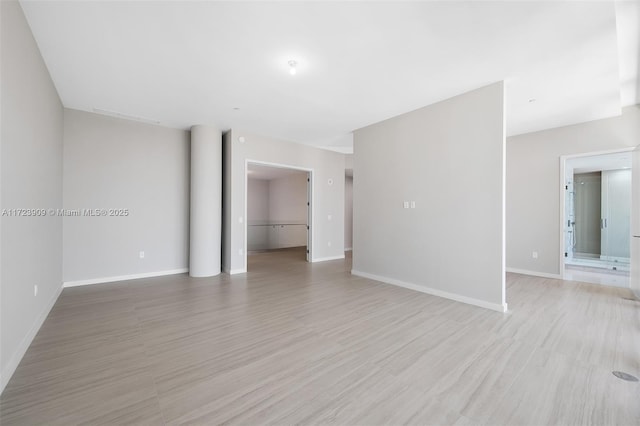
[351,269,508,313]
[1,283,63,394]
[344,248,353,252]
[560,155,567,279]
[561,147,635,161]
[63,268,188,288]
[228,269,247,275]
[312,255,345,263]
[308,173,313,262]
[506,267,562,280]
[500,83,507,308]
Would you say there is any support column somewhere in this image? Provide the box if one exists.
[190,125,221,277]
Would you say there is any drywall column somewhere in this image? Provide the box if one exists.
[190,125,222,277]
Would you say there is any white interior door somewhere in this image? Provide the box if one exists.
[631,145,640,298]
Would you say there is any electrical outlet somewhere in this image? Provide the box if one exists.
[139,251,145,259]
[410,201,416,209]
[34,285,38,297]
[403,201,409,209]
[532,251,538,259]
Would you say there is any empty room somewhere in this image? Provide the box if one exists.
[1,1,639,425]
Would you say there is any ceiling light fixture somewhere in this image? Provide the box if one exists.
[288,60,297,75]
[528,98,536,103]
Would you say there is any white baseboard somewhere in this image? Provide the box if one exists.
[505,267,562,280]
[63,268,188,288]
[344,248,353,252]
[312,255,345,263]
[228,269,246,275]
[1,283,63,395]
[351,269,507,313]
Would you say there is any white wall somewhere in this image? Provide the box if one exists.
[223,130,345,273]
[345,176,353,250]
[248,174,308,225]
[345,154,354,171]
[1,0,64,392]
[247,178,269,224]
[353,82,506,312]
[63,109,190,284]
[247,178,269,251]
[507,105,640,276]
[268,173,308,224]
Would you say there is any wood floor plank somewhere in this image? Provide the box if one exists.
[1,247,638,425]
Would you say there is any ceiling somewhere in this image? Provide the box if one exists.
[248,164,307,181]
[20,1,639,154]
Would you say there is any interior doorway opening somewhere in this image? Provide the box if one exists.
[246,162,312,269]
[561,149,633,287]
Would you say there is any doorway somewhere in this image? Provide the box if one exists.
[561,149,633,287]
[246,161,312,268]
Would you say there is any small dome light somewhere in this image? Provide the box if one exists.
[288,60,297,75]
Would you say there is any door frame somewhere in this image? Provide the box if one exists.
[245,159,314,271]
[632,145,640,299]
[559,147,635,280]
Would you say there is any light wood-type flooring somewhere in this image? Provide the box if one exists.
[1,247,639,425]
